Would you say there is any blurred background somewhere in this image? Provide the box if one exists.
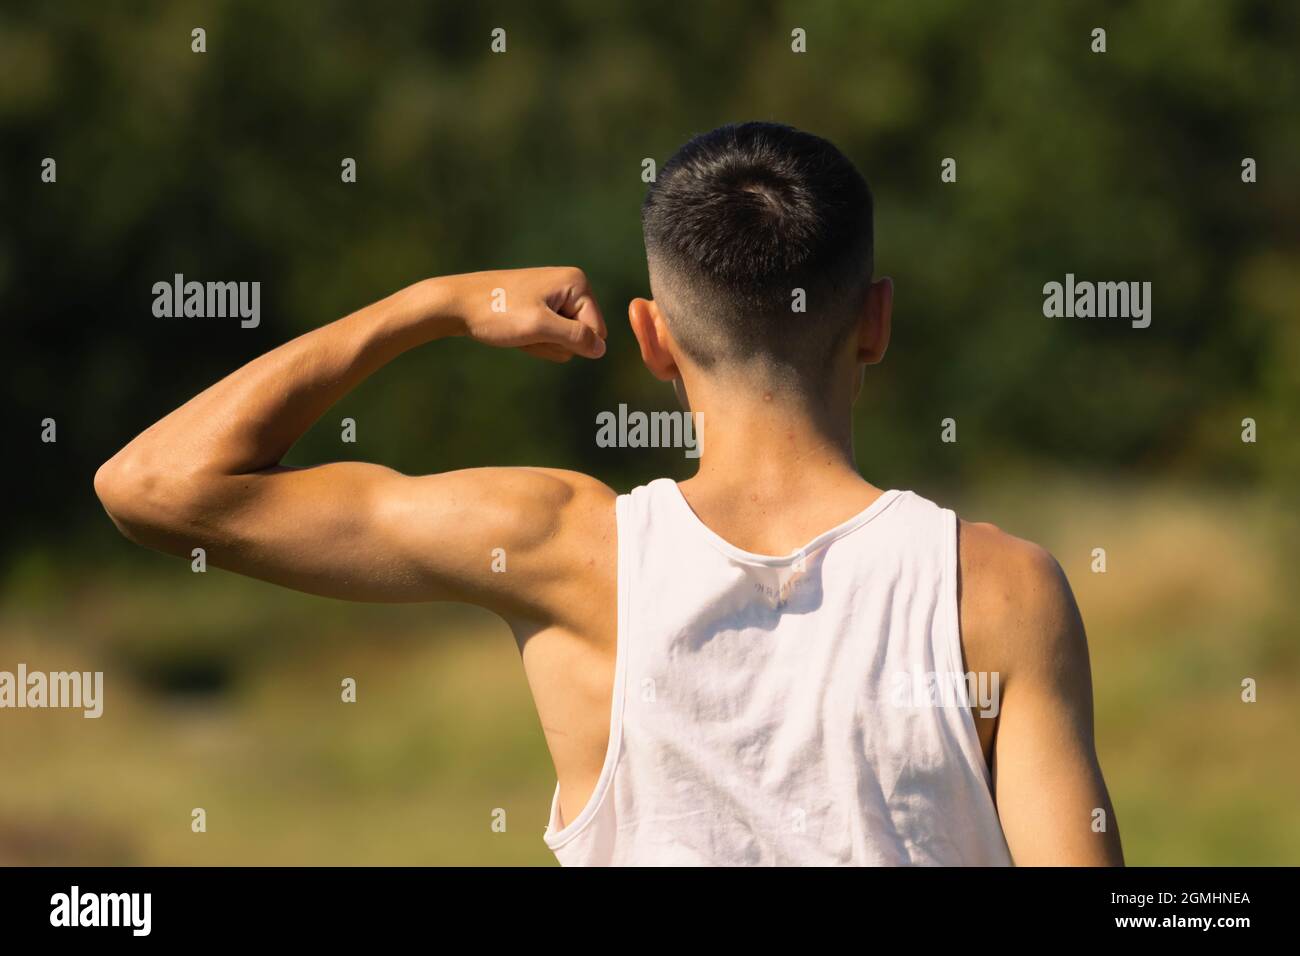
[1,0,1297,864]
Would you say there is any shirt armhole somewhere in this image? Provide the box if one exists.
[542,492,631,850]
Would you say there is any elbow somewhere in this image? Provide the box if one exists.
[93,454,126,515]
[94,450,200,545]
[94,451,154,540]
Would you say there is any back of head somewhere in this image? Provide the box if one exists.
[641,122,874,387]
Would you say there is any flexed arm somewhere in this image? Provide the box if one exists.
[93,268,614,619]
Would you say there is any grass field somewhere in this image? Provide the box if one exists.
[1,473,1296,865]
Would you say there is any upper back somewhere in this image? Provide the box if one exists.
[542,478,1011,865]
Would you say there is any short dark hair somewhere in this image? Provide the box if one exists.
[641,122,874,383]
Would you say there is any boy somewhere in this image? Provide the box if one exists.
[95,122,1122,866]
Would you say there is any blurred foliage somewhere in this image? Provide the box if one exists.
[1,0,1297,560]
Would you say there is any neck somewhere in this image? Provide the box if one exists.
[681,373,861,493]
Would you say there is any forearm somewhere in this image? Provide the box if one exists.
[102,278,458,483]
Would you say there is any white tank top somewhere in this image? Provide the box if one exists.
[543,478,1011,866]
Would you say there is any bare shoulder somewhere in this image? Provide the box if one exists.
[450,465,616,569]
[512,467,618,549]
[958,519,1067,617]
[958,518,1088,685]
[475,467,617,629]
[368,465,617,624]
[481,466,615,524]
[386,466,615,545]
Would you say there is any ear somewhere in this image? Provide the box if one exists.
[856,277,893,365]
[628,297,681,382]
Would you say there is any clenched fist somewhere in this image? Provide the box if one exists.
[438,267,607,362]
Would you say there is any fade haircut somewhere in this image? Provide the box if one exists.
[641,122,874,385]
